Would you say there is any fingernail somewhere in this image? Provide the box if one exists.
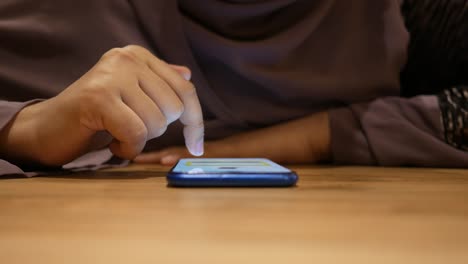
[182,71,191,81]
[194,138,204,156]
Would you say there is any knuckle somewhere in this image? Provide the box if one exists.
[154,124,168,138]
[123,45,144,53]
[166,101,184,123]
[127,124,148,145]
[178,81,197,98]
[172,101,185,117]
[156,115,168,132]
[102,47,139,65]
[150,116,168,138]
[124,45,156,60]
[101,48,122,60]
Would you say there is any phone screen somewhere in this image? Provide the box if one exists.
[168,158,297,187]
[171,158,292,174]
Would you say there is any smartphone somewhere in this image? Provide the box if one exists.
[167,158,298,187]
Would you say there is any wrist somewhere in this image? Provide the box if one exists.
[312,111,331,163]
[0,102,43,165]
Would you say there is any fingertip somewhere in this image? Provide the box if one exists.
[193,139,204,156]
[183,125,204,157]
[109,140,144,160]
[169,64,192,81]
[181,71,191,81]
[161,155,180,166]
[133,154,153,163]
[108,140,122,157]
[186,139,204,157]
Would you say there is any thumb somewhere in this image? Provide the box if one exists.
[169,64,191,81]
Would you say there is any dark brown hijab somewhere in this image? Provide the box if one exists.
[177,0,408,127]
[0,0,408,150]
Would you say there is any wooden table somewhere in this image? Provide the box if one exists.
[1,164,467,263]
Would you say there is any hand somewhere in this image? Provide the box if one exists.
[134,112,331,166]
[0,45,204,166]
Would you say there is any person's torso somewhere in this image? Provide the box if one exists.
[0,0,408,148]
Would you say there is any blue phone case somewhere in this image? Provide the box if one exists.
[167,158,298,187]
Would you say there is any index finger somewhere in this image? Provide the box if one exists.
[125,45,204,156]
[179,87,204,156]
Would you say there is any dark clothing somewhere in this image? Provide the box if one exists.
[0,0,466,175]
[401,0,468,151]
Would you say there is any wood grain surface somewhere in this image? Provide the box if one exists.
[1,164,467,263]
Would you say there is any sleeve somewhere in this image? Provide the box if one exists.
[0,100,127,177]
[329,86,468,167]
[330,0,466,167]
[0,100,38,176]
